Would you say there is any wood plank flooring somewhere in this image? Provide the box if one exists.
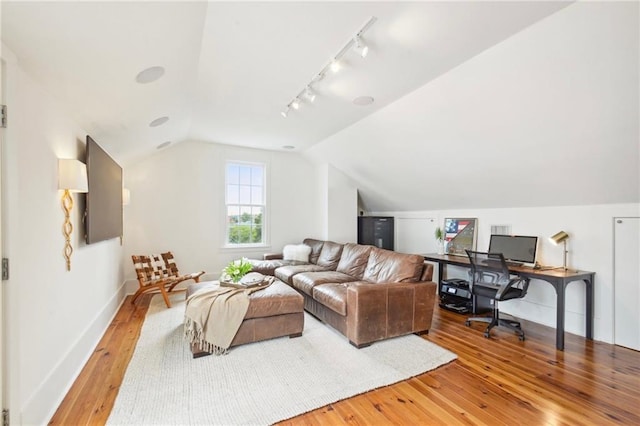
[49,294,640,425]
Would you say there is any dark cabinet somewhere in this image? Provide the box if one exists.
[357,216,394,250]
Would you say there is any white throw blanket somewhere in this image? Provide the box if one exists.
[184,278,274,355]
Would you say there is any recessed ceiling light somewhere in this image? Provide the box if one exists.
[149,116,169,127]
[282,145,295,150]
[353,96,374,106]
[157,141,171,149]
[136,66,165,84]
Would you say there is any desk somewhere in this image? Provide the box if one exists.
[423,253,595,351]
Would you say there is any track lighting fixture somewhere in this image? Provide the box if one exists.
[353,36,369,58]
[281,16,377,118]
[304,87,316,102]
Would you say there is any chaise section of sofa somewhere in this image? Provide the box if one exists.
[290,243,436,347]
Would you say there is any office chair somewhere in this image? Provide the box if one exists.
[464,250,530,341]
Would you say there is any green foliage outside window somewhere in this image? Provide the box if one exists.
[228,212,262,244]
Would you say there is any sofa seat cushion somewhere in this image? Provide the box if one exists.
[312,283,348,316]
[275,264,331,285]
[292,271,358,296]
[316,240,344,269]
[336,243,372,279]
[363,248,424,283]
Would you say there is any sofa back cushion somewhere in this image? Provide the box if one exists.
[303,238,325,264]
[316,241,344,269]
[362,248,424,284]
[336,243,372,279]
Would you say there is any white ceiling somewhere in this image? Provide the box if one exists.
[2,1,571,164]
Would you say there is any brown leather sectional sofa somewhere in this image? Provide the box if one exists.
[250,238,437,348]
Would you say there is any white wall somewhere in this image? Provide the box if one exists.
[374,203,640,344]
[123,141,322,291]
[1,45,125,425]
[306,2,639,212]
[327,165,358,243]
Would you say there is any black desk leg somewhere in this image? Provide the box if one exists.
[586,277,594,340]
[556,281,566,351]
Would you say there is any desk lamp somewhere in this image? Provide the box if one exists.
[549,231,570,271]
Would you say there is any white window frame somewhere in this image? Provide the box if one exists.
[223,160,267,248]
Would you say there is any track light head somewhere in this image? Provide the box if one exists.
[291,98,301,110]
[281,107,289,118]
[354,36,369,58]
[330,59,341,73]
[304,87,316,102]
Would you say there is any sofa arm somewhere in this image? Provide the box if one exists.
[263,253,283,260]
[346,281,437,347]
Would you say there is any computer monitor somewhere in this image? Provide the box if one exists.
[488,234,538,265]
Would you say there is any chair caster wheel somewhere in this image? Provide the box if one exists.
[465,321,471,327]
[519,335,525,341]
[483,332,490,338]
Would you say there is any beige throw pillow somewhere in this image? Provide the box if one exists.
[283,244,311,262]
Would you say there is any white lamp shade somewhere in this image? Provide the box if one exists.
[58,159,88,193]
[122,188,131,206]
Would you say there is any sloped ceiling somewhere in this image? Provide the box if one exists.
[2,1,638,211]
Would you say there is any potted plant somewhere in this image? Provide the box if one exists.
[221,258,253,283]
[435,227,445,255]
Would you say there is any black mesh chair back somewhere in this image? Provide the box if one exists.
[465,250,530,340]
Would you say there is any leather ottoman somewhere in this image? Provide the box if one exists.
[186,279,304,358]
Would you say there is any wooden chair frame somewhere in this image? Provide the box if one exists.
[131,252,205,308]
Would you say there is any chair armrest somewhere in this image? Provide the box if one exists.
[263,253,283,260]
[346,281,437,346]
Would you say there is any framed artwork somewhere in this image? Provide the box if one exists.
[444,218,478,256]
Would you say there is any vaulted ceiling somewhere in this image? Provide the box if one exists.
[2,1,638,211]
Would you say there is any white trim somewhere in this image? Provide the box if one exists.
[22,282,127,425]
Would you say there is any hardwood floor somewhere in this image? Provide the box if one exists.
[50,294,640,425]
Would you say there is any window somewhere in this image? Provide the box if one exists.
[225,162,266,245]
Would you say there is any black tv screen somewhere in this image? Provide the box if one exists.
[85,136,123,244]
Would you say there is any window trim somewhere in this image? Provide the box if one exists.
[223,160,268,248]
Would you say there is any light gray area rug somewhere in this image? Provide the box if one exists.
[107,293,457,425]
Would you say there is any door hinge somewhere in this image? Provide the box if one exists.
[2,258,9,280]
[1,105,6,128]
[2,409,8,426]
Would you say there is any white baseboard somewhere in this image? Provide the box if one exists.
[21,282,128,426]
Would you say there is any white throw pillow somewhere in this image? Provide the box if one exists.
[282,244,311,262]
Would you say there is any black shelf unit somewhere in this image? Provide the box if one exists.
[357,216,394,250]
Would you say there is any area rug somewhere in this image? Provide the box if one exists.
[107,293,457,425]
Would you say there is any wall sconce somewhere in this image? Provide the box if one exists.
[58,159,88,271]
[549,230,570,271]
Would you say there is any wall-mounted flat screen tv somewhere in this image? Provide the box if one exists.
[85,136,122,244]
